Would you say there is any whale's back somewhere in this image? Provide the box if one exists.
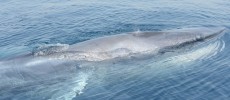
[68,27,225,53]
[30,27,225,61]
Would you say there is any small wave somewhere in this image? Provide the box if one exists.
[219,40,225,52]
[49,72,90,99]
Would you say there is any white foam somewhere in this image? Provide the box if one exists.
[73,72,89,95]
[48,68,92,100]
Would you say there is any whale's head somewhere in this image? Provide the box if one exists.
[168,27,226,40]
[133,27,226,41]
[131,27,226,54]
[155,27,226,52]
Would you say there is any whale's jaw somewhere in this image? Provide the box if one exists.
[149,27,226,51]
[166,27,226,39]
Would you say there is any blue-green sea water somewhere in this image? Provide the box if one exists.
[0,0,230,100]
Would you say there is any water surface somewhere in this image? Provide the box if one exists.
[0,0,230,100]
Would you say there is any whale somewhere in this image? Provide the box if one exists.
[0,27,226,67]
[29,27,226,61]
[0,27,226,99]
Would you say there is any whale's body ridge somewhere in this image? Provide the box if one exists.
[34,27,225,61]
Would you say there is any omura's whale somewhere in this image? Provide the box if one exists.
[0,27,226,76]
[0,27,221,63]
[0,27,226,99]
[30,27,226,61]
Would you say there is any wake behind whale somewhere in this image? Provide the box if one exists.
[0,27,226,99]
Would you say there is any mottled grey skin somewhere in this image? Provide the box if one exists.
[0,27,226,88]
[69,27,225,52]
[65,27,225,61]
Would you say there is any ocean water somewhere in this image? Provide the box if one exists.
[0,0,230,100]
